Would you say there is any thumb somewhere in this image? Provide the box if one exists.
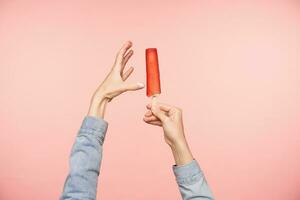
[121,82,144,92]
[151,103,167,122]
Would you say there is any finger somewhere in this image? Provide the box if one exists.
[147,102,172,112]
[116,41,132,64]
[144,120,162,126]
[121,82,144,92]
[122,50,134,71]
[145,109,166,118]
[143,115,159,122]
[143,115,162,123]
[122,67,134,81]
[146,103,152,110]
[151,103,168,122]
[144,110,153,117]
[156,102,173,112]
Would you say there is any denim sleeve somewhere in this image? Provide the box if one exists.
[60,116,108,200]
[173,159,215,200]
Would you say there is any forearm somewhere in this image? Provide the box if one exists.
[60,107,108,200]
[88,94,110,119]
[170,139,194,166]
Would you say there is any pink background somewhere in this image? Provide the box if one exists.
[1,0,300,199]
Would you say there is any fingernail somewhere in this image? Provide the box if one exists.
[137,82,144,88]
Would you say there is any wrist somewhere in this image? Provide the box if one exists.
[88,95,109,119]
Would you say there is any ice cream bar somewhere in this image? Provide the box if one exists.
[146,48,161,97]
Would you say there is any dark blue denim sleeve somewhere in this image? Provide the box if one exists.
[173,159,215,200]
[60,116,108,200]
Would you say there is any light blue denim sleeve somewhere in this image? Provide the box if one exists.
[173,159,215,200]
[60,116,108,200]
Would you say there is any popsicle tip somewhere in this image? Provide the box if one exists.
[146,48,157,52]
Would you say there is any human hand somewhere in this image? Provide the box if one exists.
[143,102,194,165]
[88,41,144,118]
[143,102,186,146]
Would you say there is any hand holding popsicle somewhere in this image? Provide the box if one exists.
[143,102,194,166]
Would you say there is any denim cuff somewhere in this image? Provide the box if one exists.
[173,159,203,184]
[79,116,109,144]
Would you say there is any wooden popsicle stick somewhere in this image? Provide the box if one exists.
[151,94,159,106]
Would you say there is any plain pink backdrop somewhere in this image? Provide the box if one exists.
[1,0,300,199]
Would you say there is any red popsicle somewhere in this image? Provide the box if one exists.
[146,48,161,97]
